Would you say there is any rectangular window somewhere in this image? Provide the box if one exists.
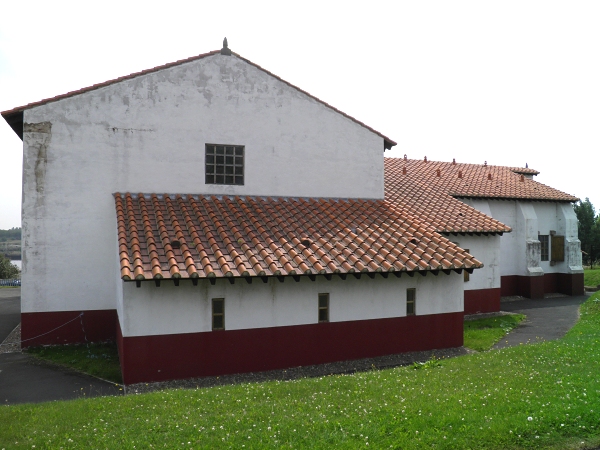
[205,144,244,185]
[406,288,416,316]
[539,235,549,261]
[463,249,470,282]
[212,298,225,330]
[318,293,329,323]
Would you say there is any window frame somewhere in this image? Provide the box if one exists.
[205,144,245,186]
[406,288,416,316]
[539,235,549,262]
[318,293,329,323]
[212,298,225,331]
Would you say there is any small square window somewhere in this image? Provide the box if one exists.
[318,293,329,323]
[406,288,416,316]
[212,298,225,330]
[539,235,549,261]
[205,144,244,185]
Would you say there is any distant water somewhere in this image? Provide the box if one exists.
[10,260,21,270]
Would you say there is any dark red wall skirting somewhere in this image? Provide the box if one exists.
[521,276,544,299]
[543,273,558,294]
[558,273,584,296]
[21,310,117,348]
[500,275,518,297]
[117,312,464,385]
[501,273,584,299]
[464,288,501,314]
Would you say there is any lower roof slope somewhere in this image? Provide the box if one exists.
[115,193,482,281]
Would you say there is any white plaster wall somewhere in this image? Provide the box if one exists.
[481,200,524,277]
[120,273,463,337]
[534,202,583,274]
[468,199,581,278]
[451,234,501,290]
[21,53,386,314]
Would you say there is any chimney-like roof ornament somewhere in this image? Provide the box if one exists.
[221,37,232,55]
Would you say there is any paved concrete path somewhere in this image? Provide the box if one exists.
[0,353,123,405]
[493,294,590,350]
[0,288,123,405]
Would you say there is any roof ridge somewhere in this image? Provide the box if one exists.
[383,156,538,174]
[113,192,384,203]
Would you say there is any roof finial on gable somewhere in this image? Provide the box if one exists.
[221,37,232,55]
[484,161,487,167]
[452,158,456,165]
[526,163,528,168]
[404,154,407,161]
[424,156,428,162]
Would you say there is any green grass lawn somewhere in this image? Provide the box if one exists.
[27,342,122,384]
[584,268,600,286]
[464,314,525,351]
[4,296,599,449]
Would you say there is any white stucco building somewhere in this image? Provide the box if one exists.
[2,42,481,384]
[385,157,583,313]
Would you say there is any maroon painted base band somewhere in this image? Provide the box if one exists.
[464,288,501,314]
[501,273,584,299]
[21,310,117,348]
[117,312,464,385]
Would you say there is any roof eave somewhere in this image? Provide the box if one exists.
[2,111,23,141]
[453,194,579,203]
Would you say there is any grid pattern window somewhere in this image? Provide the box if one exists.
[539,235,549,261]
[318,293,329,323]
[406,288,416,316]
[212,298,225,330]
[205,144,244,185]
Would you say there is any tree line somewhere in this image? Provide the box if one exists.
[574,198,600,268]
[0,228,21,278]
[0,227,21,241]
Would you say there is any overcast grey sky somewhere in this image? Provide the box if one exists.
[1,0,599,229]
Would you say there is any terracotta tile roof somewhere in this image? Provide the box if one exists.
[385,161,512,234]
[115,193,481,281]
[385,157,578,214]
[1,51,395,149]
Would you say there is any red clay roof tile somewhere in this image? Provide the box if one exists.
[385,157,577,235]
[115,193,481,281]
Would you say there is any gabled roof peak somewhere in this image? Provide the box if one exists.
[2,46,396,148]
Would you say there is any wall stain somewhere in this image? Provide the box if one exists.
[24,122,52,206]
[109,127,155,133]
